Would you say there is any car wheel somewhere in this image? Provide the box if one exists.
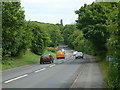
[40,62,42,64]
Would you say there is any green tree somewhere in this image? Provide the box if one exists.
[38,23,63,47]
[28,21,50,55]
[75,2,112,58]
[75,2,119,89]
[63,24,94,55]
[63,24,77,46]
[2,2,28,57]
[105,2,120,89]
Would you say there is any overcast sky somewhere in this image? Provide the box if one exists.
[21,0,95,25]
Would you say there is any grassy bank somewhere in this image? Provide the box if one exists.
[2,49,56,70]
[0,48,2,70]
[2,50,39,70]
[96,56,109,87]
[44,50,56,58]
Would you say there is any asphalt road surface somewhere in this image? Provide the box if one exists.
[2,45,103,88]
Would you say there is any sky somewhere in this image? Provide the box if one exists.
[21,0,96,25]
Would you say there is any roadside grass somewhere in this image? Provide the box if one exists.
[0,48,2,70]
[43,50,56,58]
[96,56,109,87]
[2,50,39,70]
[2,49,56,70]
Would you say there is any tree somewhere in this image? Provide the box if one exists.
[28,21,50,55]
[2,2,27,57]
[63,24,94,55]
[105,2,120,89]
[75,2,119,89]
[60,19,63,26]
[37,23,63,47]
[75,2,111,58]
[63,24,77,46]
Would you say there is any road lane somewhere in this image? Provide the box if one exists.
[3,58,83,88]
[2,47,103,88]
[71,55,103,88]
[2,63,50,82]
[2,49,71,82]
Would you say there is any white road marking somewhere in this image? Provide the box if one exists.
[49,64,56,67]
[35,68,46,73]
[70,72,82,88]
[4,74,28,84]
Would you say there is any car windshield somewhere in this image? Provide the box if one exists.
[41,54,50,57]
[73,51,78,53]
[76,52,82,54]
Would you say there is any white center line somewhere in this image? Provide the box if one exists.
[35,68,46,73]
[4,74,28,84]
[49,64,56,67]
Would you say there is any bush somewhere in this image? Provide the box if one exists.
[46,47,57,53]
[106,62,119,89]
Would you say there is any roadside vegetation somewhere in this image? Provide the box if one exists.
[2,49,39,70]
[2,48,56,70]
[63,2,120,89]
[2,1,120,89]
[0,2,2,70]
[2,2,63,70]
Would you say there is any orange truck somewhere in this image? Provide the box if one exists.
[56,51,65,59]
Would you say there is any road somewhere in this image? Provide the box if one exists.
[2,45,103,89]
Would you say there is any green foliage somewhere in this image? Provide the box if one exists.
[75,2,113,58]
[2,50,39,70]
[63,24,94,55]
[106,62,119,89]
[2,2,63,65]
[75,2,119,89]
[2,2,28,57]
[105,2,120,89]
[37,22,63,47]
[46,47,57,53]
[43,50,56,58]
[27,21,50,55]
[56,23,64,34]
[63,24,78,47]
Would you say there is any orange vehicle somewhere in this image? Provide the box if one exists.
[56,51,65,59]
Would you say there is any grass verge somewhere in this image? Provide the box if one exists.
[2,50,39,70]
[43,50,56,58]
[0,48,2,70]
[96,56,109,87]
[2,49,56,70]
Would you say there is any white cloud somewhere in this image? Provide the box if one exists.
[21,0,95,25]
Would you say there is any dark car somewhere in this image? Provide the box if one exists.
[75,52,84,59]
[40,54,54,64]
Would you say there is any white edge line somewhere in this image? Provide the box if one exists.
[49,64,56,67]
[4,74,28,84]
[35,68,46,73]
[70,72,81,88]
